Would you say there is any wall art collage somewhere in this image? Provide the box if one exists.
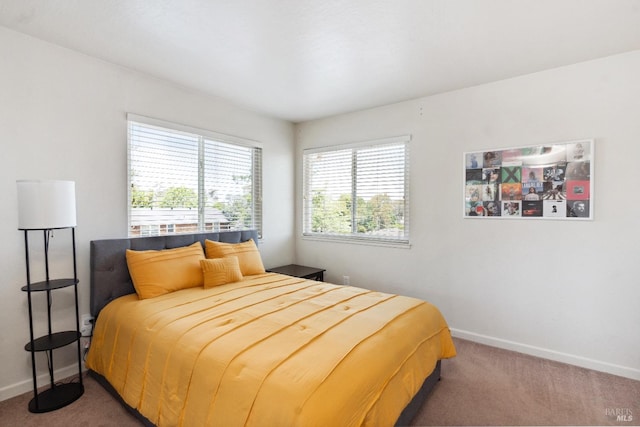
[464,140,593,219]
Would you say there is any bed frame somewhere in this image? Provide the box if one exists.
[88,230,440,426]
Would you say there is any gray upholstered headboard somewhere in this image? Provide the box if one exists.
[89,230,259,318]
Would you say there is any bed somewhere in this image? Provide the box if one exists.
[87,230,456,426]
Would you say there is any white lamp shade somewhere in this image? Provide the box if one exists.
[17,180,77,229]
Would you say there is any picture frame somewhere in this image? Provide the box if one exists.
[463,140,593,220]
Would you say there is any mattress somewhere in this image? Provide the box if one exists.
[86,272,456,426]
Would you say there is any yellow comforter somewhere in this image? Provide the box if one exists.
[86,273,456,427]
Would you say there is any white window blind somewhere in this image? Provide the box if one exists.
[127,115,262,237]
[303,135,410,245]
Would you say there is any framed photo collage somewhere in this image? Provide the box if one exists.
[464,140,593,220]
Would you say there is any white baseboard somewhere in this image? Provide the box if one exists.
[0,364,83,402]
[450,328,640,381]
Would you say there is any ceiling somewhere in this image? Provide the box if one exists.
[2,0,640,123]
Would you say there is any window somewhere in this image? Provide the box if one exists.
[138,224,160,237]
[127,114,262,238]
[303,135,410,245]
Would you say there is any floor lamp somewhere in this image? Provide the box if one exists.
[17,179,84,412]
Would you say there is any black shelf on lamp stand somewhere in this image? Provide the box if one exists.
[21,227,84,413]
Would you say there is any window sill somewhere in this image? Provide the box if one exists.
[301,234,411,249]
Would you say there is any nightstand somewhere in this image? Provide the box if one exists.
[267,264,326,281]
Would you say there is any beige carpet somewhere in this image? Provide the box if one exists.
[412,339,639,426]
[1,338,638,426]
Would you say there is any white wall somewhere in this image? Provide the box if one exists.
[0,27,295,400]
[295,50,640,380]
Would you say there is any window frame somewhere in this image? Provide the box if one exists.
[302,135,411,247]
[127,114,263,238]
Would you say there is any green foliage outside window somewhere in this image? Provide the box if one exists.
[131,185,154,208]
[311,190,404,235]
[160,187,198,209]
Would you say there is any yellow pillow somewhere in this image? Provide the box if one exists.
[126,242,205,299]
[204,239,265,276]
[200,257,243,288]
